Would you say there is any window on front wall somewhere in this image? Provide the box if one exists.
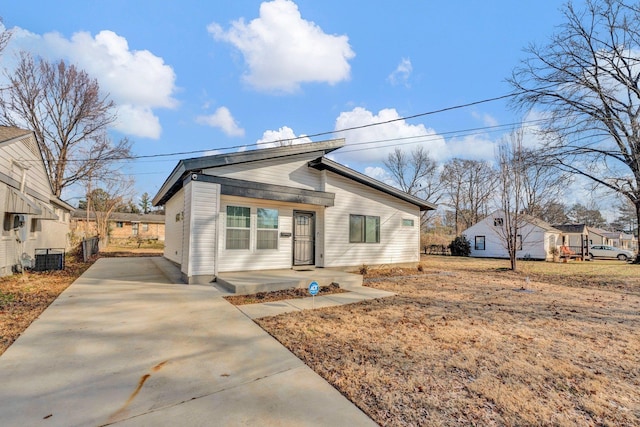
[516,234,523,250]
[475,236,485,250]
[257,208,278,250]
[132,223,139,236]
[116,222,123,228]
[349,214,380,243]
[226,206,250,250]
[142,223,148,232]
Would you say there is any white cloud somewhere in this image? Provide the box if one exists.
[2,27,177,139]
[332,107,448,164]
[471,111,499,127]
[114,105,161,139]
[256,126,311,148]
[388,58,412,87]
[364,166,394,185]
[208,0,355,92]
[196,107,245,137]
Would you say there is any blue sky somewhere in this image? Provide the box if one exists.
[1,1,574,203]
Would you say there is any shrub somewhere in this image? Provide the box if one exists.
[359,264,369,275]
[448,235,471,257]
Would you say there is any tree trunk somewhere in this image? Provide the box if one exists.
[634,202,640,264]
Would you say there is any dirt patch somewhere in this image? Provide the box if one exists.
[258,256,640,426]
[225,282,346,305]
[0,254,94,356]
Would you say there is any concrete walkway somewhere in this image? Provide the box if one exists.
[0,257,378,426]
[237,287,395,319]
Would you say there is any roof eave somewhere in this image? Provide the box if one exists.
[152,138,345,206]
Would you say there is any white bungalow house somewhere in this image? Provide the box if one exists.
[462,210,562,261]
[0,126,74,276]
[152,139,436,284]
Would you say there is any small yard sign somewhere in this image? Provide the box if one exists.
[308,281,319,296]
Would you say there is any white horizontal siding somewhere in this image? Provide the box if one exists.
[0,135,69,275]
[217,195,322,272]
[181,184,192,276]
[164,188,184,265]
[323,173,420,267]
[0,136,52,200]
[188,181,220,277]
[464,218,555,260]
[203,153,322,190]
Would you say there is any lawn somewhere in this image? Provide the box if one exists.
[257,256,640,426]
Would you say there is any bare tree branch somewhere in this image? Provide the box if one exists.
[509,0,640,261]
[0,52,132,197]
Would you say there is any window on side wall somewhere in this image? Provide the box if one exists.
[516,234,523,250]
[494,218,504,226]
[349,214,380,243]
[402,218,414,227]
[475,236,485,250]
[257,208,278,250]
[226,206,250,250]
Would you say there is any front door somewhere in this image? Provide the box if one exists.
[293,211,315,266]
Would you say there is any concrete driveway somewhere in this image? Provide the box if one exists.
[0,257,376,426]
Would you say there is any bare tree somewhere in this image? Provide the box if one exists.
[0,52,132,197]
[509,0,640,262]
[383,146,443,226]
[495,130,531,271]
[0,18,12,54]
[441,158,496,234]
[84,175,134,247]
[384,146,439,197]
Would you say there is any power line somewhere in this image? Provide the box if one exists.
[14,91,532,165]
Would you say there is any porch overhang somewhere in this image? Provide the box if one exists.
[186,174,335,207]
[5,187,42,215]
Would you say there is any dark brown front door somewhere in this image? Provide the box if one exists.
[293,211,315,266]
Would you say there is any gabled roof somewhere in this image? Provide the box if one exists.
[308,157,436,211]
[0,126,31,143]
[153,139,345,206]
[552,223,587,234]
[469,210,562,233]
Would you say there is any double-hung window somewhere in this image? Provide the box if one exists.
[475,236,486,250]
[349,214,380,243]
[257,208,278,250]
[226,206,250,250]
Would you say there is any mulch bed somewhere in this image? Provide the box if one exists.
[224,282,346,305]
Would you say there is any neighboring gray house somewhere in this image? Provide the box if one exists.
[152,139,436,284]
[0,126,74,276]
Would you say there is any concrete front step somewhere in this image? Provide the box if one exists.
[216,268,363,295]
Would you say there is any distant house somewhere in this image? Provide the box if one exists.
[552,223,589,255]
[586,227,610,246]
[71,210,165,243]
[152,139,436,284]
[0,126,74,277]
[462,210,562,261]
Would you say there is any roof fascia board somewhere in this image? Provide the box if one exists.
[153,139,344,206]
[188,174,335,207]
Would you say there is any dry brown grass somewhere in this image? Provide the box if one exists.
[258,256,640,426]
[0,254,94,355]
